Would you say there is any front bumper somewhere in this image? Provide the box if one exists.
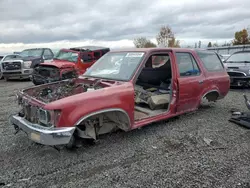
[229,76,250,86]
[3,69,33,79]
[9,115,76,146]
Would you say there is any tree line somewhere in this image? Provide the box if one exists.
[207,28,250,47]
[134,25,250,48]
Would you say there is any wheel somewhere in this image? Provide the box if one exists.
[32,76,41,85]
[0,69,3,80]
[66,135,76,149]
[32,79,39,85]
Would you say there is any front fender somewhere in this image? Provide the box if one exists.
[47,82,135,128]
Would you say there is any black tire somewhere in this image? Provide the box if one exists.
[32,79,40,85]
[0,70,3,80]
[66,135,76,149]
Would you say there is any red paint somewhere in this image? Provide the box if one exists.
[36,48,230,129]
[38,47,110,77]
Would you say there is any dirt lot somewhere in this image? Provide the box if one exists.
[0,79,249,188]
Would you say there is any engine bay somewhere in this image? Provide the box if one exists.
[23,79,104,103]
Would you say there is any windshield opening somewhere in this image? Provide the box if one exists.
[54,50,79,63]
[226,52,250,62]
[84,52,145,81]
[20,49,43,57]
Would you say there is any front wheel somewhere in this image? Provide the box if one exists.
[32,79,40,85]
[0,67,3,80]
[65,135,77,150]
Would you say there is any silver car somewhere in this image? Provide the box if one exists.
[1,48,54,81]
[0,54,22,80]
[224,51,250,87]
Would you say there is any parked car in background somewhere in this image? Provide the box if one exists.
[31,46,110,85]
[0,54,22,80]
[223,50,250,87]
[0,55,4,79]
[219,54,230,62]
[10,48,230,148]
[1,48,54,81]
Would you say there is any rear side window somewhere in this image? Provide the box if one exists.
[176,52,200,77]
[197,51,224,71]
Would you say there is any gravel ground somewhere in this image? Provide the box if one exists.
[0,79,249,188]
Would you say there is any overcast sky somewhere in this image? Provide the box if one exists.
[0,0,250,53]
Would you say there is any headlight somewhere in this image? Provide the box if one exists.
[23,61,32,68]
[15,93,22,105]
[38,108,51,126]
[38,109,61,127]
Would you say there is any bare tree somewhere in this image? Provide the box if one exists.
[168,38,180,48]
[156,25,175,47]
[133,37,157,48]
[213,43,219,47]
[207,42,212,47]
[198,41,201,48]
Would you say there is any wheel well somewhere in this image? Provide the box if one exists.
[33,64,40,68]
[76,110,131,139]
[203,91,219,102]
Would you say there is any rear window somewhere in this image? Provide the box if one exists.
[197,51,224,72]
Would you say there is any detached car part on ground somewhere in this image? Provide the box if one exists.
[1,48,54,81]
[31,46,110,85]
[9,48,230,149]
[229,94,250,129]
[224,50,250,87]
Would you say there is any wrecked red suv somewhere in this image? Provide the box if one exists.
[10,48,230,148]
[31,46,110,85]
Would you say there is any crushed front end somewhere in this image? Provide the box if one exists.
[9,90,75,146]
[31,65,78,85]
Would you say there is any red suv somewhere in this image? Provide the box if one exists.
[10,48,230,148]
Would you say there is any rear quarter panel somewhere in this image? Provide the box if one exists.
[193,51,230,99]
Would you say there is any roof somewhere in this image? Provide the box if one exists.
[233,50,250,54]
[69,46,110,51]
[110,47,213,53]
[21,48,49,51]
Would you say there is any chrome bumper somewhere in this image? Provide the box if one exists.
[10,115,76,146]
[3,69,33,78]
